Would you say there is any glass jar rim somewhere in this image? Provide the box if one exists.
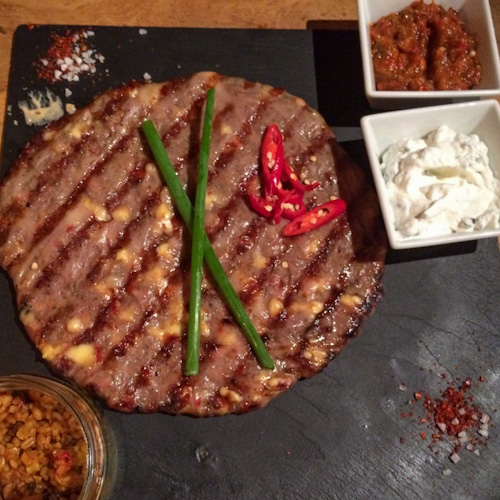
[0,373,116,500]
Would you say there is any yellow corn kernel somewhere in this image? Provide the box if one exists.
[111,206,131,222]
[82,196,110,222]
[205,192,217,209]
[66,317,85,334]
[145,162,157,176]
[339,293,363,308]
[40,344,62,361]
[115,248,131,263]
[146,266,164,284]
[155,203,172,220]
[220,124,233,135]
[219,387,243,403]
[65,344,96,367]
[253,252,267,270]
[268,298,284,318]
[119,307,136,322]
[289,300,323,315]
[156,243,171,258]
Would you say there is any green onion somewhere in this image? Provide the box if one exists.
[141,111,274,372]
[185,87,215,375]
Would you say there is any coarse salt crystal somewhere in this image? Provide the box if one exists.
[65,88,73,97]
[139,28,148,35]
[474,449,480,456]
[466,443,474,451]
[480,414,491,424]
[143,72,152,81]
[478,429,489,437]
[437,422,447,433]
[87,30,95,36]
[54,69,62,80]
[451,418,460,426]
[399,384,407,392]
[449,453,461,464]
[442,468,452,476]
[64,56,73,65]
[458,431,467,438]
[458,408,466,416]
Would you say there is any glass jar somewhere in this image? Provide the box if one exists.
[0,374,116,499]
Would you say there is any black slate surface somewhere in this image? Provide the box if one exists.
[1,26,499,500]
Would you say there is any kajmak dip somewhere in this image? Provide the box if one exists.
[381,125,500,238]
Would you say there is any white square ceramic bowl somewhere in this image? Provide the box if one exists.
[358,0,500,109]
[360,100,500,249]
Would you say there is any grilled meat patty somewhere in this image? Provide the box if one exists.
[0,72,386,416]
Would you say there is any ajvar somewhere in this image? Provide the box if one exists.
[370,1,482,91]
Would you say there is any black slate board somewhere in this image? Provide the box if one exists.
[1,26,499,500]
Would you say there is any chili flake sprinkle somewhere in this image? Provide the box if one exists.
[399,375,494,474]
[37,29,105,83]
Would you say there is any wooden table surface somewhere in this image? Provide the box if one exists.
[0,0,499,154]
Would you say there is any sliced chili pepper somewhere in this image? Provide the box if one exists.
[282,199,346,236]
[261,124,284,195]
[249,193,276,218]
[279,190,306,221]
[282,159,319,193]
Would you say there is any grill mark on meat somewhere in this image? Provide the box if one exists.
[0,90,131,247]
[31,191,163,345]
[278,220,349,320]
[212,102,235,130]
[134,335,180,388]
[102,271,186,379]
[19,161,149,303]
[10,133,135,273]
[72,193,167,346]
[27,218,98,297]
[207,87,284,184]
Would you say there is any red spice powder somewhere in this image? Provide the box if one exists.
[400,375,493,462]
[36,29,105,83]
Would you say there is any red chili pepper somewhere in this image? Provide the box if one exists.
[282,199,346,236]
[249,193,276,218]
[279,190,306,221]
[282,160,319,193]
[261,124,284,195]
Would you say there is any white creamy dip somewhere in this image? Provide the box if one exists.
[381,125,500,238]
